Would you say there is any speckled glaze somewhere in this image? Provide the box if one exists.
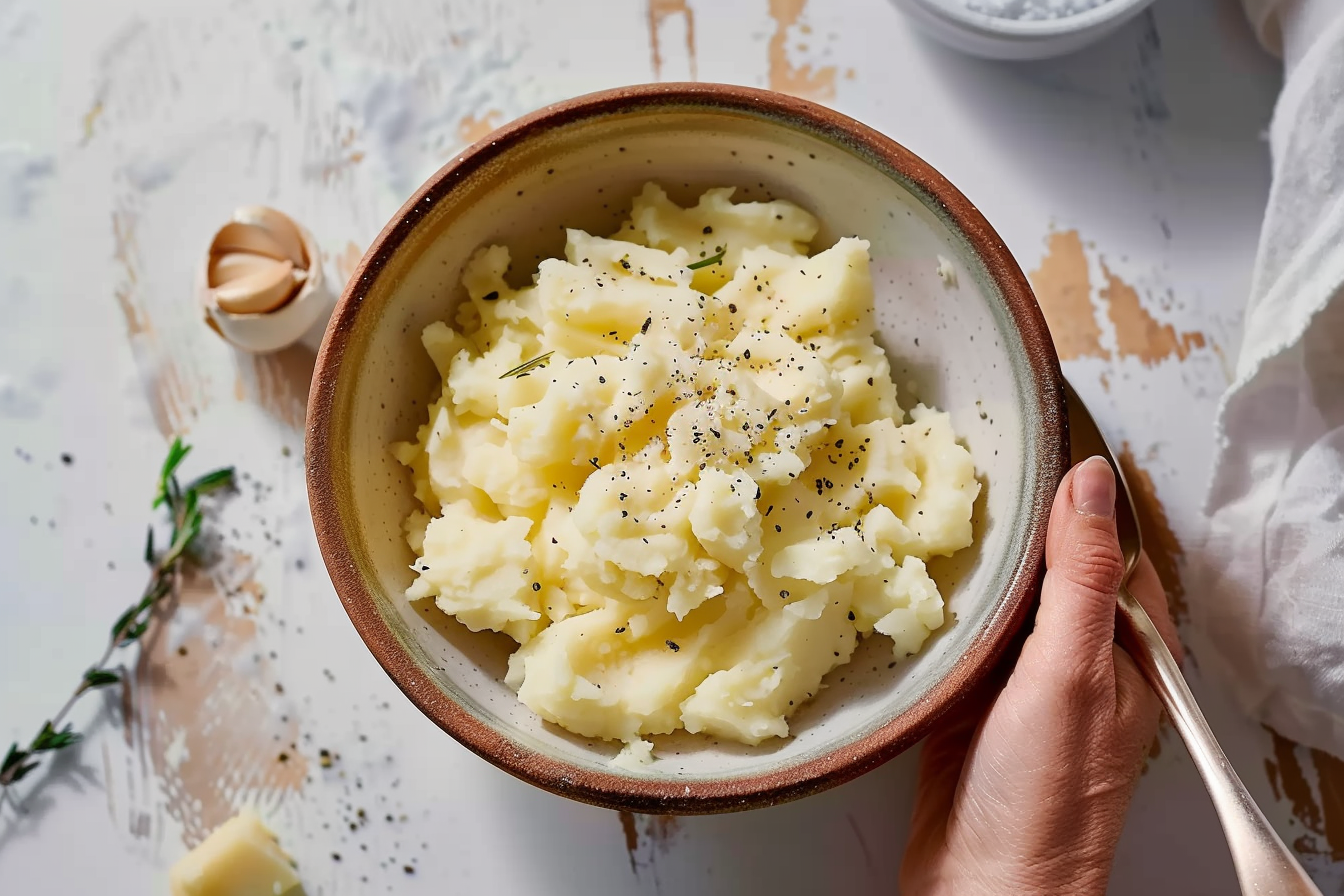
[306,83,1066,814]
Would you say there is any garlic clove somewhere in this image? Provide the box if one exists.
[208,251,287,289]
[200,206,332,353]
[210,222,293,264]
[213,259,301,315]
[233,205,308,268]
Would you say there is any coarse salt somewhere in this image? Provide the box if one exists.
[961,0,1110,20]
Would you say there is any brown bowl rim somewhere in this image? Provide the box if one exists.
[306,81,1067,815]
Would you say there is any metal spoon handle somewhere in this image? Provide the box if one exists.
[1115,586,1322,896]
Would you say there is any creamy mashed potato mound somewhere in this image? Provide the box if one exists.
[395,183,979,755]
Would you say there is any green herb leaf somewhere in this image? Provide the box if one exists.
[186,513,203,545]
[31,722,81,753]
[82,669,121,690]
[143,525,155,564]
[163,438,190,480]
[687,247,726,270]
[154,439,191,507]
[0,744,37,786]
[2,744,27,777]
[185,467,235,496]
[499,351,555,379]
[3,760,38,785]
[111,605,139,640]
[119,597,156,643]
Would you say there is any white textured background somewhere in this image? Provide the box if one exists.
[4,1,1341,893]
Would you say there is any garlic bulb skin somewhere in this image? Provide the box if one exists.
[201,207,333,354]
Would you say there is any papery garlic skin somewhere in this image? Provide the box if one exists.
[200,206,333,354]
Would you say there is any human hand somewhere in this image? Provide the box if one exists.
[899,456,1181,896]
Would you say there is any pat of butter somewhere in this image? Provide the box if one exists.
[169,810,303,896]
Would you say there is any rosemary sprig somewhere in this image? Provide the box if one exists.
[687,245,727,270]
[499,351,555,379]
[0,438,233,796]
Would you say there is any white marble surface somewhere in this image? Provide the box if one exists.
[3,0,1341,893]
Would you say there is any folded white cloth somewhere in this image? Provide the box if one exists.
[1196,0,1344,754]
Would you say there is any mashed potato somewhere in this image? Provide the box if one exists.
[394,183,979,755]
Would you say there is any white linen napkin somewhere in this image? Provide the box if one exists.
[1195,0,1344,754]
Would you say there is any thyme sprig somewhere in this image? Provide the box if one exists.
[499,351,555,379]
[0,438,233,799]
[687,246,727,270]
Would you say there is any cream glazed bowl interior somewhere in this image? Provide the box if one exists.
[306,83,1066,814]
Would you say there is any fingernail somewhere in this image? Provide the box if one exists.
[1073,456,1115,518]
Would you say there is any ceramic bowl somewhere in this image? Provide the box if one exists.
[306,83,1066,813]
[890,0,1158,60]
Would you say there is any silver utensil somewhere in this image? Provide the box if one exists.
[1064,379,1322,896]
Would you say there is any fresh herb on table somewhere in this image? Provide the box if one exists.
[687,246,727,270]
[0,438,233,800]
[499,351,555,379]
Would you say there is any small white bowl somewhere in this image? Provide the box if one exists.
[890,0,1158,60]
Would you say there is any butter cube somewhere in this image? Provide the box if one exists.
[169,810,302,896]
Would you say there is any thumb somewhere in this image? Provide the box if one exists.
[1034,456,1127,675]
